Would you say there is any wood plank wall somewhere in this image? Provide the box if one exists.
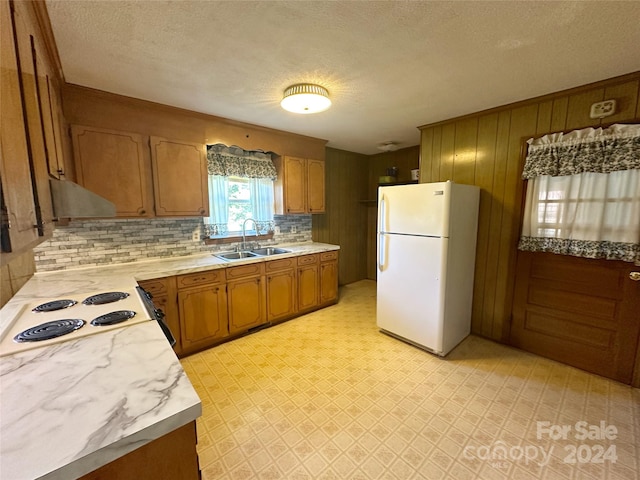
[312,148,369,285]
[419,71,640,342]
[365,147,420,280]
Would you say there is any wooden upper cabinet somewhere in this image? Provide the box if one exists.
[40,75,65,179]
[274,156,325,214]
[306,158,325,213]
[283,156,306,214]
[0,0,39,254]
[149,136,209,217]
[71,125,153,217]
[12,5,56,238]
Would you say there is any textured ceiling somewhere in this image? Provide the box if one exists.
[45,1,640,155]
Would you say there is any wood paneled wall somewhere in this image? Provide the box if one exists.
[419,71,640,342]
[365,147,420,279]
[312,148,369,286]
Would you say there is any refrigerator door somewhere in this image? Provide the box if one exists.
[378,182,450,237]
[376,233,447,353]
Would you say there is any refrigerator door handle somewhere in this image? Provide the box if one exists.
[378,193,386,233]
[378,233,385,271]
[378,194,386,271]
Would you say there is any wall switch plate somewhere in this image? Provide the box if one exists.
[590,99,616,119]
[192,229,200,241]
[274,226,281,234]
[291,226,297,234]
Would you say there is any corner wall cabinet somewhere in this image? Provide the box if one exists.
[139,250,339,357]
[274,156,325,214]
[1,0,60,259]
[71,125,153,217]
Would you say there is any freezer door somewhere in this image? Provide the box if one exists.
[378,182,450,237]
[377,233,447,353]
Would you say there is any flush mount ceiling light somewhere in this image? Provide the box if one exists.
[281,84,331,114]
[377,141,399,152]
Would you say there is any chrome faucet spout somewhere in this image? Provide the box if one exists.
[241,218,259,251]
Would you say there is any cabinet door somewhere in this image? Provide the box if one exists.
[228,276,267,335]
[320,260,338,305]
[298,264,319,311]
[266,269,296,322]
[150,136,208,217]
[307,159,325,213]
[36,66,63,179]
[43,76,65,179]
[178,284,228,353]
[72,125,152,217]
[283,156,306,214]
[0,0,38,253]
[10,4,54,239]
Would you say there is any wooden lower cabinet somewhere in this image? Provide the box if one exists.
[227,263,267,336]
[265,257,297,322]
[297,254,319,312]
[138,251,339,356]
[178,271,228,354]
[79,421,199,480]
[320,251,339,305]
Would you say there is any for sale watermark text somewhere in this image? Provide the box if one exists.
[536,420,618,441]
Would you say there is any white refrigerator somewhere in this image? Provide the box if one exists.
[376,181,480,356]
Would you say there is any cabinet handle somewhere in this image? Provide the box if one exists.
[199,209,205,215]
[139,209,146,215]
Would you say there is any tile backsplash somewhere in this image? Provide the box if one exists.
[34,215,312,272]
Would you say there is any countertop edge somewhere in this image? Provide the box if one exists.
[44,403,202,480]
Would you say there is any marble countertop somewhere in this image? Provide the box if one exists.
[0,241,338,479]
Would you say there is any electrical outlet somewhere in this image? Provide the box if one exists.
[274,226,281,234]
[192,229,200,241]
[590,99,616,119]
[291,226,297,234]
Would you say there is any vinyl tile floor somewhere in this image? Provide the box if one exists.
[180,280,640,480]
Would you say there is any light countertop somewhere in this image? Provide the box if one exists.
[0,242,338,479]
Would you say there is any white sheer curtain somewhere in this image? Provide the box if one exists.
[249,177,275,229]
[206,175,229,235]
[519,124,640,264]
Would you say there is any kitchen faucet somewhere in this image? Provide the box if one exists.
[241,218,259,251]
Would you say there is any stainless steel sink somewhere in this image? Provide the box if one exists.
[250,247,291,256]
[215,251,259,261]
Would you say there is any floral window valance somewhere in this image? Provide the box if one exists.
[522,123,640,178]
[207,144,277,180]
[518,124,640,264]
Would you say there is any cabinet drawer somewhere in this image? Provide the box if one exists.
[177,269,225,289]
[297,254,318,266]
[266,257,296,272]
[138,278,169,296]
[227,263,265,280]
[320,251,338,262]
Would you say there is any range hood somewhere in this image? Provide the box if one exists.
[49,178,116,218]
